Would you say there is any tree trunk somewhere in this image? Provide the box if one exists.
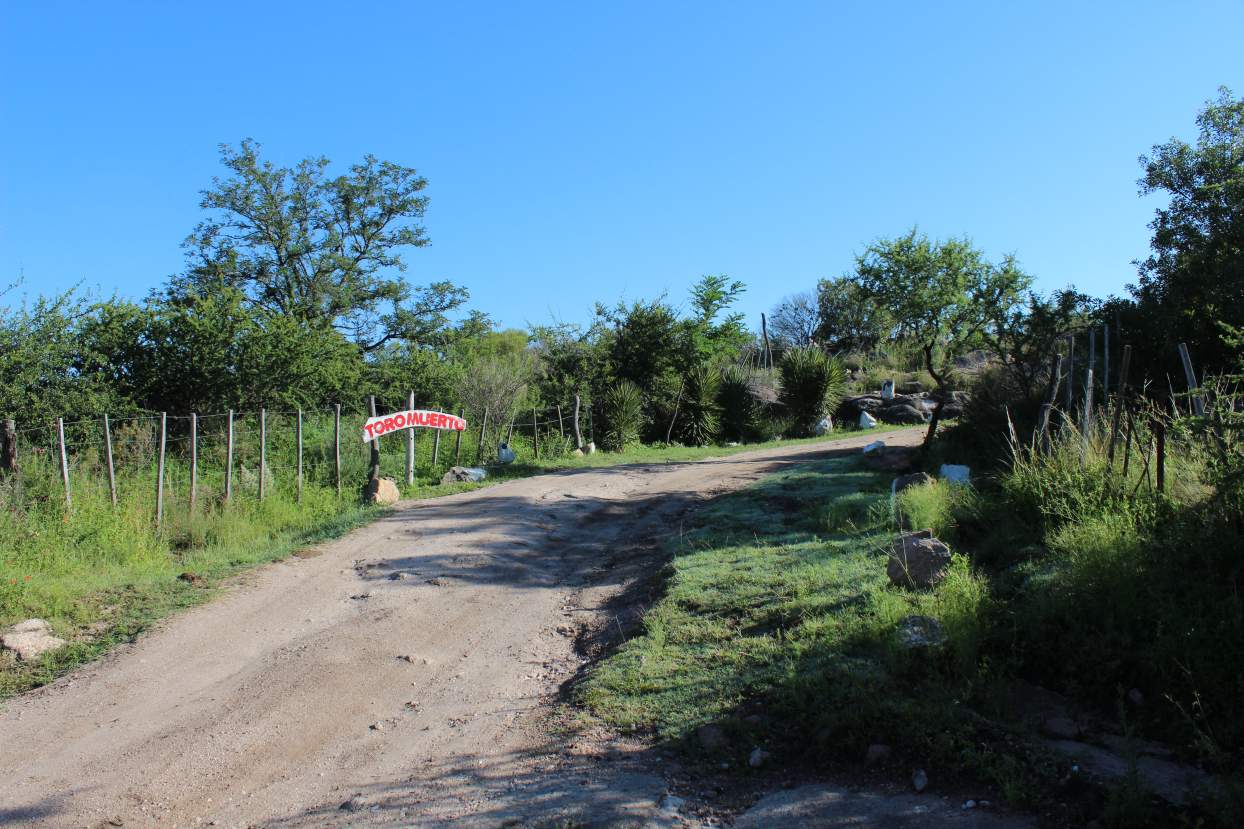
[0,419,16,476]
[572,394,583,449]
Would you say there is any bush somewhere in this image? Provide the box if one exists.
[600,381,643,452]
[674,365,721,447]
[778,347,847,436]
[717,364,763,443]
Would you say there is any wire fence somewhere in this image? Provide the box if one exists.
[0,395,598,527]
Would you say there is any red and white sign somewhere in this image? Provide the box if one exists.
[362,410,467,442]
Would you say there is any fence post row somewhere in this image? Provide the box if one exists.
[225,409,234,502]
[296,408,304,504]
[454,408,464,466]
[102,413,117,506]
[475,408,489,466]
[189,412,198,510]
[406,390,416,486]
[1106,345,1133,468]
[333,403,342,496]
[258,408,267,500]
[155,412,167,526]
[57,417,71,508]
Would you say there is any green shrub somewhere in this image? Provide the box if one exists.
[674,365,721,447]
[778,347,847,436]
[717,364,763,443]
[600,381,643,451]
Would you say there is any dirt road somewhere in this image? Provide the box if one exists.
[1,431,936,828]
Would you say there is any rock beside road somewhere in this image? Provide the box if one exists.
[1,619,67,661]
[887,529,952,589]
[362,477,401,505]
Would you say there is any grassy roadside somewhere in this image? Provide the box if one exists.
[575,450,1013,791]
[0,426,904,700]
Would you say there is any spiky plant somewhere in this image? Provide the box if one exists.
[717,364,761,443]
[675,365,721,447]
[600,380,644,452]
[778,347,847,437]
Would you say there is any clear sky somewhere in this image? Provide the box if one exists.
[2,1,1241,331]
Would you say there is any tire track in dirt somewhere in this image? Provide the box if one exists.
[0,430,927,828]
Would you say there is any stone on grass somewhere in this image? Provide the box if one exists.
[584,442,597,455]
[938,464,971,485]
[748,747,770,768]
[896,615,946,649]
[362,477,401,505]
[862,440,885,454]
[696,724,728,751]
[892,472,933,495]
[813,416,833,436]
[881,379,895,400]
[912,768,929,793]
[440,466,487,485]
[887,530,952,589]
[859,411,878,429]
[879,404,929,425]
[1,619,67,661]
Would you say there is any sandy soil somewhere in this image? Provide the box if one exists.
[0,430,932,828]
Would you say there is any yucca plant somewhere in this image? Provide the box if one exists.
[717,364,762,443]
[778,346,847,437]
[600,381,643,452]
[675,365,721,447]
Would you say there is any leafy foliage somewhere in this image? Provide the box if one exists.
[599,381,644,452]
[815,276,891,352]
[674,365,721,447]
[778,347,846,436]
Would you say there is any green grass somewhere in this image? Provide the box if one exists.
[0,421,913,699]
[576,452,1015,792]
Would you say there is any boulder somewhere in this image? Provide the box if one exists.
[497,442,517,464]
[887,530,952,589]
[892,472,933,495]
[838,394,884,419]
[584,442,596,455]
[881,379,895,400]
[813,416,833,436]
[362,477,401,505]
[896,615,946,648]
[897,380,925,395]
[441,466,487,484]
[938,464,971,485]
[859,411,878,429]
[862,440,886,454]
[1,619,67,661]
[878,404,929,425]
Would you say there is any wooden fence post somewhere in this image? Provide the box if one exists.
[1154,420,1166,493]
[189,412,198,510]
[225,409,234,502]
[1,419,17,476]
[1106,345,1132,468]
[1103,324,1110,406]
[334,404,342,496]
[406,390,416,486]
[102,414,116,506]
[1065,334,1075,413]
[532,408,539,459]
[155,412,167,526]
[1037,354,1062,452]
[258,408,267,500]
[475,408,489,466]
[506,419,514,445]
[432,422,442,470]
[454,408,464,466]
[296,408,303,504]
[557,404,565,441]
[1177,342,1206,417]
[572,394,583,450]
[368,396,381,486]
[57,417,71,508]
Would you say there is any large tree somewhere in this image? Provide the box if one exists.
[815,276,891,352]
[174,140,467,351]
[767,291,819,347]
[852,229,1030,444]
[1132,87,1244,372]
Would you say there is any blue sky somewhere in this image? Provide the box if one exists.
[2,1,1241,331]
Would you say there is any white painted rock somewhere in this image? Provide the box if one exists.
[1,619,67,661]
[497,443,517,464]
[859,411,878,428]
[881,379,895,400]
[584,442,597,455]
[938,464,971,485]
[814,416,833,435]
[862,440,885,454]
